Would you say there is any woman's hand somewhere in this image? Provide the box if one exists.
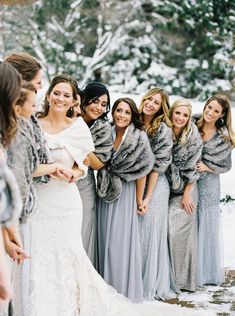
[49,163,74,182]
[69,166,84,183]
[2,228,29,264]
[0,230,12,304]
[196,161,213,173]
[140,197,151,215]
[137,199,145,216]
[83,155,91,167]
[180,193,195,214]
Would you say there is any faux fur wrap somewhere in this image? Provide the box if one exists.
[90,119,113,163]
[0,152,22,227]
[201,127,232,174]
[7,116,39,222]
[166,123,203,194]
[149,122,173,174]
[97,123,155,203]
[31,115,52,184]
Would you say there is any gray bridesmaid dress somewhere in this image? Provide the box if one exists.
[197,128,232,286]
[77,119,113,267]
[167,123,202,292]
[138,122,178,300]
[97,180,143,303]
[96,124,154,303]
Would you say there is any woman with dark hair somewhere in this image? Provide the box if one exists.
[167,99,202,292]
[0,61,23,305]
[138,87,178,300]
[76,82,113,266]
[96,97,155,302]
[5,52,43,91]
[196,94,235,286]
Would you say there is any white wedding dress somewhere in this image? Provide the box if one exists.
[13,118,215,316]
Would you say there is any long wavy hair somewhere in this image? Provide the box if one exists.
[196,94,235,147]
[139,87,172,136]
[37,74,78,118]
[169,99,192,145]
[0,62,21,147]
[112,97,143,130]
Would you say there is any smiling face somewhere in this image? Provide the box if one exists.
[47,82,74,114]
[112,101,132,130]
[172,105,190,131]
[203,100,223,125]
[142,92,162,118]
[82,94,108,123]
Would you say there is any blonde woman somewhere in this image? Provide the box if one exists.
[167,99,202,292]
[138,87,178,300]
[196,95,235,286]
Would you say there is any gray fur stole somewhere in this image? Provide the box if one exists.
[31,115,51,184]
[7,116,39,222]
[149,122,173,174]
[166,123,203,194]
[90,119,113,163]
[97,123,155,203]
[0,157,22,227]
[202,127,232,174]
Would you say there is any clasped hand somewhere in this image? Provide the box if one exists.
[50,163,84,183]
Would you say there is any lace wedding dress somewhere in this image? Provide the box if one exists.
[13,118,214,316]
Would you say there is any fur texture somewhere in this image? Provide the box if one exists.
[90,119,113,163]
[166,123,203,194]
[0,156,22,227]
[97,123,155,203]
[149,122,173,174]
[7,116,40,222]
[201,127,232,174]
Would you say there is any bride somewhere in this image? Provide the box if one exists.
[13,74,214,316]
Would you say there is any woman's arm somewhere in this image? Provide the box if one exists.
[0,229,12,304]
[136,176,147,215]
[180,182,195,214]
[196,161,214,173]
[33,163,73,178]
[142,171,159,213]
[88,152,105,170]
[2,228,28,264]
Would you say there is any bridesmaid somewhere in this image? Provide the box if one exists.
[167,99,202,292]
[0,61,23,306]
[96,97,154,302]
[5,52,43,91]
[138,87,178,300]
[195,94,235,286]
[76,82,113,267]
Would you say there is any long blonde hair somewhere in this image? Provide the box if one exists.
[197,94,235,147]
[139,87,172,136]
[169,99,192,145]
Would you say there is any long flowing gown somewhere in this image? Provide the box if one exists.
[197,129,232,286]
[13,118,215,316]
[77,119,113,267]
[167,123,202,292]
[138,122,178,300]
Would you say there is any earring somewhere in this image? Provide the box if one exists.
[217,117,225,128]
[219,117,224,125]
